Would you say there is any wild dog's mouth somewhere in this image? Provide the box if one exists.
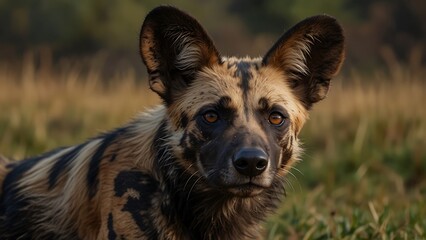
[224,182,266,197]
[205,176,271,197]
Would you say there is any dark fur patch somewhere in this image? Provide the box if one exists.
[109,153,117,162]
[114,171,159,238]
[215,96,238,121]
[258,97,270,111]
[87,127,128,198]
[217,96,232,109]
[281,147,293,167]
[180,112,189,128]
[235,61,253,93]
[108,213,117,240]
[235,61,253,119]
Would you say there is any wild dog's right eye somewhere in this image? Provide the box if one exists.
[203,110,219,124]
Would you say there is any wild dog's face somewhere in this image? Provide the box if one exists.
[140,7,344,197]
[173,60,304,197]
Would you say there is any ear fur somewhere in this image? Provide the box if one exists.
[263,15,345,109]
[140,6,220,103]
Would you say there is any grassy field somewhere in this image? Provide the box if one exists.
[0,55,425,239]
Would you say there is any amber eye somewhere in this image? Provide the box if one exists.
[268,112,285,126]
[203,111,219,123]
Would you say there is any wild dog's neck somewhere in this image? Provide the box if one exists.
[152,121,285,239]
[123,105,168,170]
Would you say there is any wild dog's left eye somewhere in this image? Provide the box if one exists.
[203,110,219,124]
[268,112,285,126]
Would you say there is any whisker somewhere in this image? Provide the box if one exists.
[285,178,296,192]
[183,170,199,192]
[186,176,203,201]
[282,168,303,193]
[289,166,304,176]
[283,168,298,181]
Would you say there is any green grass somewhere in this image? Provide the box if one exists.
[0,58,425,239]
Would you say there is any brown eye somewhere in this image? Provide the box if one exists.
[203,111,219,123]
[268,112,285,126]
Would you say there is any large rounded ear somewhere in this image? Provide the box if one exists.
[263,15,345,109]
[140,6,220,103]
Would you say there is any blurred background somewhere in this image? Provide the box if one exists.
[1,0,425,75]
[0,0,425,238]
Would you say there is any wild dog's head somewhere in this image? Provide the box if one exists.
[140,6,344,197]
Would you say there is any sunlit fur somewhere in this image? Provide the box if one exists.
[0,6,344,239]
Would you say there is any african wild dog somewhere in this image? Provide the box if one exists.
[0,6,344,239]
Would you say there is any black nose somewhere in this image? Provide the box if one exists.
[233,148,268,177]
